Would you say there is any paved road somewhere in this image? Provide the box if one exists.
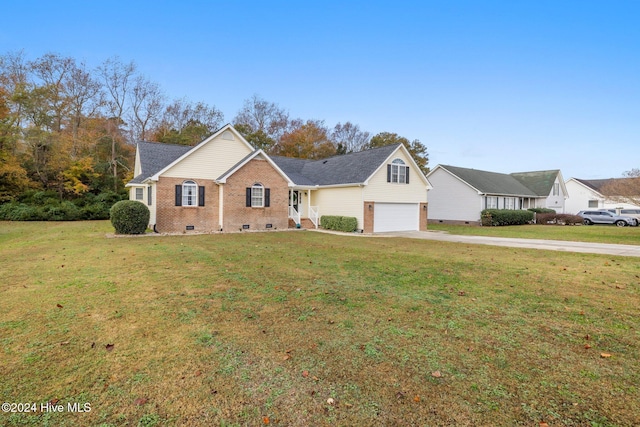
[373,230,640,257]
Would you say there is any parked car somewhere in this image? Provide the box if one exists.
[577,210,637,227]
[605,208,640,226]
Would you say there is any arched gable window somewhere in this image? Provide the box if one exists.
[387,158,409,184]
[182,180,198,206]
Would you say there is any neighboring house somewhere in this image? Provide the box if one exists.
[126,124,431,233]
[426,165,567,225]
[565,178,640,213]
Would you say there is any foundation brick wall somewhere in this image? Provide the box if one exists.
[223,159,289,232]
[155,177,220,233]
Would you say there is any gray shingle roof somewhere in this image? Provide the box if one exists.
[574,178,613,192]
[271,144,402,186]
[439,165,538,196]
[511,170,560,196]
[128,141,192,184]
[129,140,405,187]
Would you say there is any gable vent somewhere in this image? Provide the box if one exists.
[222,130,234,140]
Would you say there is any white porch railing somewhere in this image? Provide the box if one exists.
[289,206,301,226]
[309,206,319,229]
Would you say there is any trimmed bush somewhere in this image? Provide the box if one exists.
[481,209,534,226]
[321,215,358,232]
[528,208,556,214]
[535,213,583,225]
[110,200,150,234]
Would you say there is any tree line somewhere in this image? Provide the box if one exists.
[0,51,428,214]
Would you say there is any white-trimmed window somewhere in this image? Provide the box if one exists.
[552,183,560,196]
[588,200,598,208]
[388,158,409,184]
[182,180,198,206]
[135,188,143,201]
[245,184,270,208]
[251,183,264,207]
[505,197,515,210]
[486,196,498,209]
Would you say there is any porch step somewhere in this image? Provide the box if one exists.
[288,218,316,229]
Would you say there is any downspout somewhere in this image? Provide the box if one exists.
[218,184,224,231]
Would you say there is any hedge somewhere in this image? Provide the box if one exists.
[535,213,583,225]
[110,200,150,234]
[320,215,358,232]
[527,208,557,214]
[0,190,126,221]
[481,209,534,226]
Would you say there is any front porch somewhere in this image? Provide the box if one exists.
[288,188,319,229]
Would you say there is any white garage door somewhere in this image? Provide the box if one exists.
[374,203,419,232]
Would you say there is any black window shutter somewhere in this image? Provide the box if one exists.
[246,188,251,207]
[265,188,270,207]
[175,185,182,206]
[387,164,391,182]
[198,186,205,206]
[406,166,410,184]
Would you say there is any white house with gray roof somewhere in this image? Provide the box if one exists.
[126,124,432,233]
[565,178,640,213]
[426,164,567,225]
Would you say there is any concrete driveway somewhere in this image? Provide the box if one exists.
[374,230,640,257]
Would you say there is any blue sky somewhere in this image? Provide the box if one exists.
[2,1,638,179]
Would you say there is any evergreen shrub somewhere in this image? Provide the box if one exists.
[110,200,150,234]
[320,215,358,232]
[481,209,534,226]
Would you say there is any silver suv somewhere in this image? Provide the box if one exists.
[578,210,637,227]
[606,209,640,226]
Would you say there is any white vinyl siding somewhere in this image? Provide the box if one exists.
[312,187,364,229]
[363,150,427,203]
[163,133,253,180]
[564,179,604,214]
[426,167,483,222]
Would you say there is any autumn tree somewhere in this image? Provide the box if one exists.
[276,120,337,159]
[65,61,103,157]
[331,122,370,154]
[368,132,429,175]
[233,95,289,151]
[129,75,165,142]
[600,169,640,206]
[151,98,224,146]
[97,57,136,189]
[29,53,75,133]
[0,85,31,201]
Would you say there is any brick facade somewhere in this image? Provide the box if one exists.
[420,202,428,231]
[155,177,220,233]
[363,201,375,233]
[222,159,289,232]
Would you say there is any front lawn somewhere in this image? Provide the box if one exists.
[428,223,640,245]
[1,221,639,426]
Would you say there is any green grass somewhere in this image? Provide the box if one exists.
[429,223,640,245]
[1,221,639,426]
